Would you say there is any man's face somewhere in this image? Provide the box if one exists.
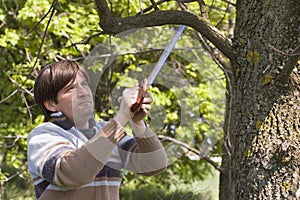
[55,73,94,129]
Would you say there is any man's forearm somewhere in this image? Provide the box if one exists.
[130,120,147,137]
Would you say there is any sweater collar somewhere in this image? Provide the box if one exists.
[50,112,74,130]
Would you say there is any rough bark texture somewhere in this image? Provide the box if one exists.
[228,0,300,199]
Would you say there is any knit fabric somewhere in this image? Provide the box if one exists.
[27,118,167,200]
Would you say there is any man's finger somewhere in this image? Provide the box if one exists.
[141,104,151,111]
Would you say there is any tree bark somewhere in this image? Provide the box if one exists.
[229,0,300,199]
[94,0,233,59]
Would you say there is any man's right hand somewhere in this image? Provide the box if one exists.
[114,87,139,126]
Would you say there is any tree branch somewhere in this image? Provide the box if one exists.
[275,45,300,84]
[138,0,170,14]
[94,0,233,60]
[94,0,112,24]
[157,135,222,171]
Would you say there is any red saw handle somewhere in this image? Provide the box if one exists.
[131,78,149,113]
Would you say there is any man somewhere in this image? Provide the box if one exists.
[27,60,167,200]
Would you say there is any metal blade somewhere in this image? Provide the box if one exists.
[147,25,185,86]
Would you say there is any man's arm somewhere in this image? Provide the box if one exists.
[112,87,168,175]
[28,119,126,188]
[116,120,168,176]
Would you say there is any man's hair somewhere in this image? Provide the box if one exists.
[34,60,89,121]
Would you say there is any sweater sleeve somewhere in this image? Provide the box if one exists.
[27,119,126,188]
[118,126,168,176]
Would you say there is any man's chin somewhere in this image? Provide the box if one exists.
[73,110,94,120]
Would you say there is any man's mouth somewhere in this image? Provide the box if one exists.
[78,101,92,106]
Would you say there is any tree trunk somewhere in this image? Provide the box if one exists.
[220,76,235,200]
[226,0,300,199]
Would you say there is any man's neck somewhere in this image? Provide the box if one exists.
[74,121,89,130]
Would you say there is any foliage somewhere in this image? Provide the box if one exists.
[0,0,227,199]
[120,180,212,200]
[83,25,225,190]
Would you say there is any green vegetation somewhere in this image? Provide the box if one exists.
[0,0,228,199]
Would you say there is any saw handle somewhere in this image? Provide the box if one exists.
[131,79,149,113]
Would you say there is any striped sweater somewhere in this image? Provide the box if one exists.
[27,119,167,200]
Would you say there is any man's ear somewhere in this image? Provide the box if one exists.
[44,100,58,112]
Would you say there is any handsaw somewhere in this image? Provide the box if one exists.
[131,25,186,113]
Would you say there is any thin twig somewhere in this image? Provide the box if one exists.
[220,0,236,6]
[25,0,57,35]
[137,0,170,14]
[0,89,18,104]
[62,32,104,49]
[8,76,34,97]
[21,91,33,124]
[158,135,222,171]
[0,0,57,104]
[1,135,27,139]
[4,135,20,148]
[267,44,300,56]
[29,0,57,74]
[3,171,23,183]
